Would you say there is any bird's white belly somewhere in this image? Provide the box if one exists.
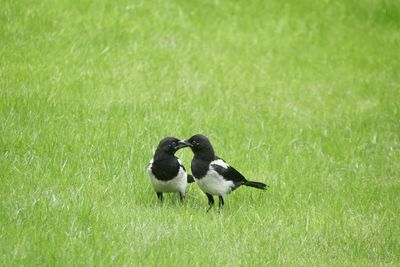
[147,165,187,193]
[195,170,234,196]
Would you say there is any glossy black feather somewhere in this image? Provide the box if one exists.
[191,157,210,179]
[243,181,267,189]
[150,137,184,181]
[151,157,180,181]
[211,161,247,183]
[183,134,268,211]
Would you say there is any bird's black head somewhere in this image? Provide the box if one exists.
[180,134,215,160]
[155,137,189,156]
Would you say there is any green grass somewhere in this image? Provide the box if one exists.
[1,0,399,265]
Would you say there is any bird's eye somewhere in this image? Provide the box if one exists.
[171,142,176,147]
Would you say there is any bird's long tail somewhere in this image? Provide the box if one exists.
[244,181,268,190]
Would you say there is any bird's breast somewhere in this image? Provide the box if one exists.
[191,159,210,179]
[151,159,181,181]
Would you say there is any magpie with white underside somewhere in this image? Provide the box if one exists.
[147,137,194,203]
[179,134,268,212]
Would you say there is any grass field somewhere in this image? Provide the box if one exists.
[1,0,400,265]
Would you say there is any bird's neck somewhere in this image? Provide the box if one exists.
[193,150,215,162]
[153,150,173,162]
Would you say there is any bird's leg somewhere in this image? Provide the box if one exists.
[218,195,224,213]
[179,192,185,204]
[206,193,214,213]
[156,192,163,203]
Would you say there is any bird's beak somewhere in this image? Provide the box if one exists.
[175,140,192,149]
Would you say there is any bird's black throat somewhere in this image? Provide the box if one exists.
[190,141,216,179]
[191,152,216,179]
[151,156,180,181]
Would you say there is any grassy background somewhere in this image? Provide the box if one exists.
[1,0,399,265]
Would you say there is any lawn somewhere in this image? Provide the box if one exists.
[1,0,399,266]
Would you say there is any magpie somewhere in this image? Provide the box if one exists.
[179,134,267,212]
[147,137,194,203]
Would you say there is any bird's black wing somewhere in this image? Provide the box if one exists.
[211,157,247,183]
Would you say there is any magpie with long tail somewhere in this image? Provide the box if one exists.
[147,137,194,203]
[179,134,268,212]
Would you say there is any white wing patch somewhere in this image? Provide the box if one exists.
[194,159,234,197]
[210,159,229,169]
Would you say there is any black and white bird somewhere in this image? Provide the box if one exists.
[179,134,268,212]
[147,137,194,203]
